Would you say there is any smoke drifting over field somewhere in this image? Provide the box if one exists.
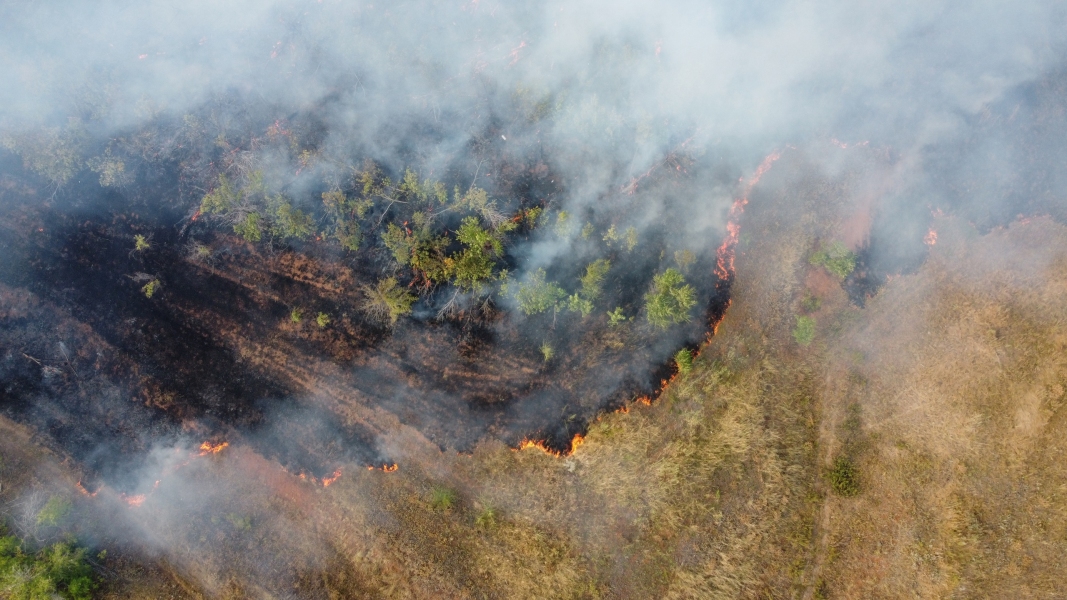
[2,0,1067,595]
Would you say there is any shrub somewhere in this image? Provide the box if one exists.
[810,241,856,280]
[233,212,263,242]
[316,312,330,328]
[827,455,860,497]
[0,533,95,600]
[36,496,71,527]
[361,277,416,325]
[793,316,815,345]
[133,234,150,252]
[540,341,554,362]
[430,486,458,511]
[645,268,696,329]
[141,279,161,298]
[290,308,303,324]
[515,269,566,315]
[579,259,611,301]
[475,506,498,529]
[607,307,628,326]
[675,349,693,375]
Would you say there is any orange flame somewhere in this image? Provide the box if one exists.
[715,151,781,280]
[322,469,342,487]
[924,228,937,246]
[198,441,229,456]
[382,463,398,473]
[122,494,147,507]
[76,482,97,497]
[191,209,201,222]
[515,432,585,457]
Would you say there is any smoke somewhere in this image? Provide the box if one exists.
[2,0,1067,593]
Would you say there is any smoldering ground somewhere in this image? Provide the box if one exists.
[3,0,1067,595]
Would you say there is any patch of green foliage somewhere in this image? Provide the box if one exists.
[827,455,860,497]
[290,308,303,324]
[644,268,696,329]
[361,277,416,325]
[675,349,693,375]
[270,199,314,240]
[430,486,458,511]
[382,223,416,267]
[133,235,150,252]
[810,241,856,279]
[36,496,71,527]
[316,312,330,328]
[579,259,610,301]
[475,506,498,529]
[793,315,816,345]
[234,212,263,242]
[141,279,160,298]
[0,532,95,600]
[540,341,555,362]
[607,307,629,326]
[673,249,695,271]
[515,269,567,315]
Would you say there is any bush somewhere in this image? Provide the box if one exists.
[361,277,416,325]
[36,496,71,527]
[810,241,856,280]
[316,312,330,328]
[675,349,693,375]
[827,456,860,497]
[0,533,95,600]
[141,279,161,298]
[540,341,554,362]
[290,308,303,324]
[827,452,862,495]
[645,268,696,329]
[793,316,815,345]
[430,486,458,511]
[515,269,566,315]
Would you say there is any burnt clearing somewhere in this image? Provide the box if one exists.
[0,136,733,489]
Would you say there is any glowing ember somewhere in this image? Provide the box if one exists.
[122,494,147,507]
[924,229,938,245]
[382,463,398,473]
[516,432,585,457]
[198,441,229,455]
[76,482,97,497]
[322,469,342,487]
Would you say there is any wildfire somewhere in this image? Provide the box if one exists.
[924,228,938,246]
[714,151,781,280]
[122,494,147,507]
[76,482,97,497]
[198,441,229,455]
[516,432,585,457]
[322,469,342,487]
[190,209,201,222]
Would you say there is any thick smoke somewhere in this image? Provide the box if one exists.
[2,0,1067,594]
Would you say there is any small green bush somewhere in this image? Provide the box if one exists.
[675,349,694,375]
[141,279,161,298]
[316,312,330,328]
[430,486,458,511]
[290,308,303,324]
[793,316,815,345]
[361,277,416,325]
[475,506,498,529]
[644,268,696,329]
[828,456,860,497]
[133,234,150,252]
[515,269,566,315]
[36,496,71,527]
[810,241,856,280]
[540,341,555,362]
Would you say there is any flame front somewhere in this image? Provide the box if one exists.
[925,228,937,245]
[715,151,781,281]
[322,469,342,487]
[199,441,229,456]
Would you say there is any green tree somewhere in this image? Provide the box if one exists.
[142,279,161,298]
[270,199,314,240]
[133,235,150,252]
[316,312,331,328]
[0,533,95,600]
[234,212,263,242]
[644,268,696,329]
[361,277,416,325]
[382,223,415,266]
[579,259,611,301]
[515,269,566,315]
